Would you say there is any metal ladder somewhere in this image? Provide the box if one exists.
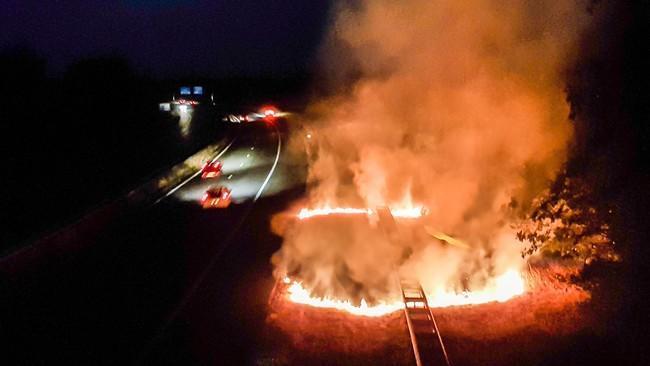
[400,280,451,366]
[375,206,451,366]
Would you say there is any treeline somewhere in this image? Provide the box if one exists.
[0,50,187,249]
[518,1,649,265]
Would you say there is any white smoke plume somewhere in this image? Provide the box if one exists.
[273,0,593,303]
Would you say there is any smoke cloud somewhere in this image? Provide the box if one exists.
[273,0,593,303]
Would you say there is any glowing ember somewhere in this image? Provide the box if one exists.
[284,270,526,317]
[297,206,426,220]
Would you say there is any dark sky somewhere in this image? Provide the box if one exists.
[0,0,333,78]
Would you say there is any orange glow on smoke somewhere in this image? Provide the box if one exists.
[284,269,526,317]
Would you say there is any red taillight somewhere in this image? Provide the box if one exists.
[260,105,278,118]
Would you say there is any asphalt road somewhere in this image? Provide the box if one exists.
[2,121,306,365]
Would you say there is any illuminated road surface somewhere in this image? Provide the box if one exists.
[1,122,305,365]
[171,130,282,205]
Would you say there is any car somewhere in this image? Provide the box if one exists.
[201,161,223,179]
[259,105,279,122]
[201,186,232,209]
[244,113,259,122]
[222,114,244,123]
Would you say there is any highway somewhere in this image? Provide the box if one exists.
[2,121,305,365]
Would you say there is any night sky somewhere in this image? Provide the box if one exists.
[0,0,333,78]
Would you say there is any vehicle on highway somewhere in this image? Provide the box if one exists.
[201,161,223,179]
[222,105,285,123]
[245,113,259,122]
[201,186,232,209]
[223,114,245,123]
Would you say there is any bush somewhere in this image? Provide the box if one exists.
[515,176,620,264]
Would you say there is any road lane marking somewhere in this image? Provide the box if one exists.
[138,130,282,361]
[155,139,235,204]
[254,126,281,202]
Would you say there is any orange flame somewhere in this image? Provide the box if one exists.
[284,269,526,317]
[287,206,526,316]
[284,277,403,317]
[297,206,426,220]
[426,269,526,307]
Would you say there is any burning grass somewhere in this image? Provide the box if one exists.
[266,262,593,366]
[438,265,590,340]
[282,267,526,317]
[267,283,412,365]
[274,207,529,316]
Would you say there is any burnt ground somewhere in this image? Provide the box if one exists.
[263,261,626,366]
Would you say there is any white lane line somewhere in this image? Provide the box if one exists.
[253,126,281,202]
[138,131,280,362]
[155,139,235,204]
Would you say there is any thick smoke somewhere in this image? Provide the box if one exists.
[273,0,593,303]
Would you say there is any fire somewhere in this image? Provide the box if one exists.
[297,206,426,220]
[285,278,403,317]
[426,269,526,307]
[284,269,526,317]
[285,206,527,316]
[297,207,372,220]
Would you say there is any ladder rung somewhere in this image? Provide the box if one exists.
[403,296,426,302]
[405,303,427,310]
[402,286,422,291]
[400,284,422,290]
[402,290,425,296]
